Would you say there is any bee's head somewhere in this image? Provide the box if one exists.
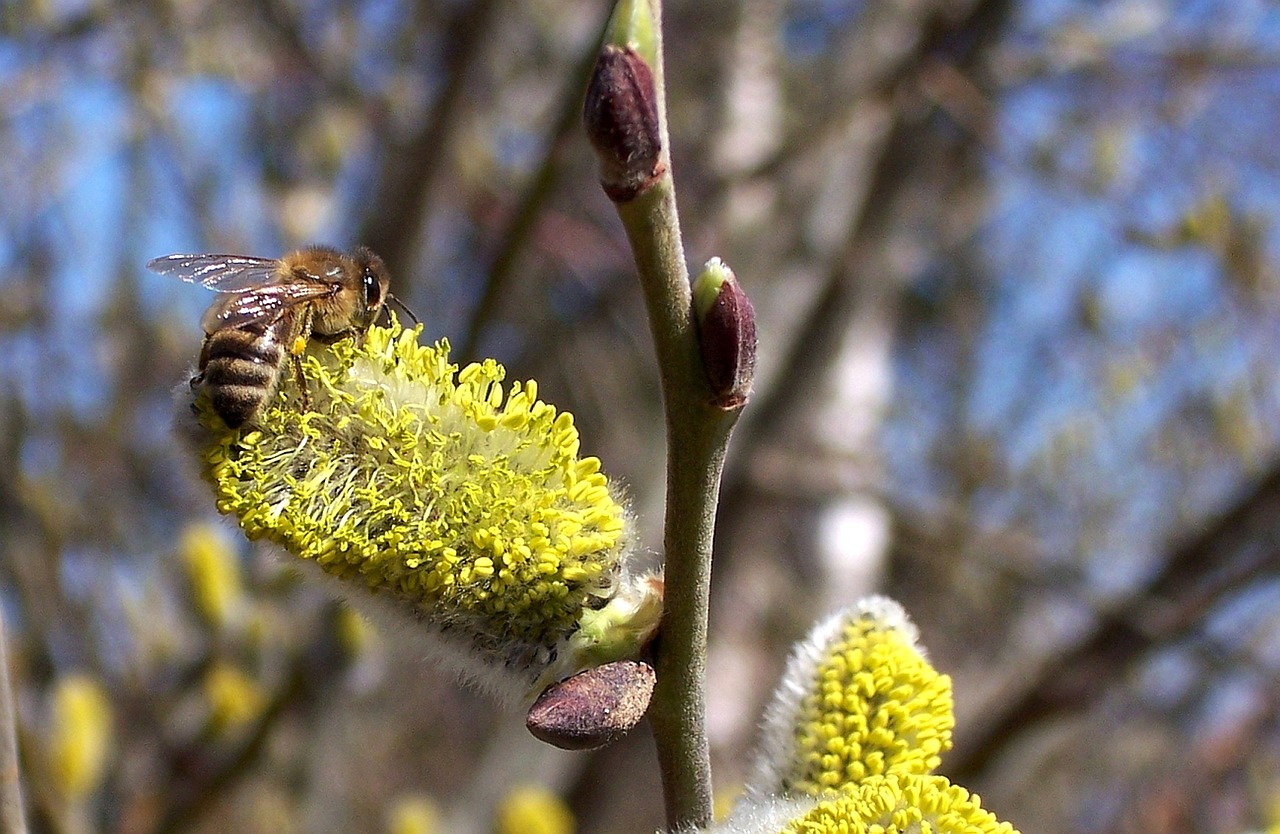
[354,246,419,329]
[353,246,391,327]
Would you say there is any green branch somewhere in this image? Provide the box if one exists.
[584,1,753,827]
[620,181,734,830]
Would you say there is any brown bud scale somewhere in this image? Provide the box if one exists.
[583,45,663,202]
[698,276,757,409]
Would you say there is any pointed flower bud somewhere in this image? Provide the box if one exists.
[584,42,662,202]
[693,258,757,410]
[526,658,656,750]
[749,597,953,798]
[185,319,661,707]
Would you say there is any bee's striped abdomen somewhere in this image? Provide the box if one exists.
[199,322,287,428]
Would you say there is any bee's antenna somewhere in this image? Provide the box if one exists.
[388,293,420,326]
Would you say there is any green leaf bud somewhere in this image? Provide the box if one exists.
[604,0,657,66]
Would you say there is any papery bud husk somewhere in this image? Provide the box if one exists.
[526,659,656,750]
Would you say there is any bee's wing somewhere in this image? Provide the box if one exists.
[146,253,282,293]
[199,283,337,333]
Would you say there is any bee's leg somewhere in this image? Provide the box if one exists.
[290,305,315,358]
[292,354,311,412]
[310,326,356,346]
[289,306,316,412]
[192,336,211,389]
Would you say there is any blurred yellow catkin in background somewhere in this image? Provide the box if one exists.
[179,522,244,630]
[48,675,113,801]
[496,785,575,834]
[387,794,442,834]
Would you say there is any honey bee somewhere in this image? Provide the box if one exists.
[148,245,393,428]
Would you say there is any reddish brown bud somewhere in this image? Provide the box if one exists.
[526,660,656,751]
[693,258,757,409]
[583,45,663,202]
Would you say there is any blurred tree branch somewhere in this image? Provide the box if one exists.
[460,1,615,359]
[0,609,26,834]
[716,0,1014,567]
[151,611,348,834]
[356,0,502,284]
[949,456,1280,780]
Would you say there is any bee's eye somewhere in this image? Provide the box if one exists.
[363,270,381,307]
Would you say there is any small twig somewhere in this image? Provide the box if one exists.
[950,457,1280,779]
[150,664,306,834]
[0,609,27,834]
[460,1,616,359]
[619,175,732,830]
[584,1,745,827]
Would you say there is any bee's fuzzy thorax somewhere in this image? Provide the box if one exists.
[184,319,658,703]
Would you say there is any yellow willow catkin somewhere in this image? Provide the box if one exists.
[780,774,1019,834]
[750,597,954,797]
[714,598,1020,834]
[187,319,659,701]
